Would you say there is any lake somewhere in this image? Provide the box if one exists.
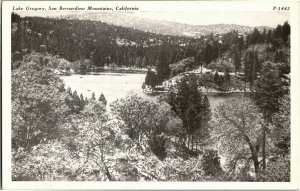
[61,73,146,104]
[61,73,251,111]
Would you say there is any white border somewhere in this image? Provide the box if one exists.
[2,1,300,190]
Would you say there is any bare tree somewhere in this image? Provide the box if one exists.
[211,99,265,179]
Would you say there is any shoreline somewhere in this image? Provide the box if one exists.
[144,90,252,96]
[57,68,148,76]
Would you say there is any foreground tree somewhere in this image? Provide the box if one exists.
[167,77,211,152]
[211,99,264,179]
[254,61,287,169]
[271,94,290,155]
[12,58,70,149]
[110,93,174,151]
[71,100,123,180]
[259,93,290,181]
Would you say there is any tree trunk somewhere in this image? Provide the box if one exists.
[243,134,261,179]
[104,164,114,181]
[187,135,190,149]
[191,135,194,151]
[244,76,247,92]
[252,155,260,180]
[26,125,31,148]
[262,126,266,169]
[262,112,267,170]
[138,134,142,145]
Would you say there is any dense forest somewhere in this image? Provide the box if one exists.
[11,13,290,181]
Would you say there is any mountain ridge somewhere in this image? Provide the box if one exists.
[52,12,273,37]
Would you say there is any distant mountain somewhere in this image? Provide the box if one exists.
[55,12,273,37]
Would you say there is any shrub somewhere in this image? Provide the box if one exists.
[201,149,223,176]
[261,155,290,182]
[148,134,167,160]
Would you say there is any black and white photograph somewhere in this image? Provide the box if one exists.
[2,0,300,190]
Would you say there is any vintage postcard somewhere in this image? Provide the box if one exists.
[2,0,300,190]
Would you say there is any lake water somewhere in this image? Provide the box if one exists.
[61,73,146,104]
[61,73,250,111]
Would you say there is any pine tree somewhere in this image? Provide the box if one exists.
[91,92,96,101]
[80,93,85,109]
[175,78,190,119]
[72,90,81,113]
[145,69,158,90]
[281,21,290,45]
[274,50,285,63]
[225,67,231,91]
[272,94,290,155]
[204,44,213,65]
[233,51,241,75]
[80,93,84,103]
[11,12,21,23]
[98,93,107,106]
[255,61,285,118]
[195,49,204,73]
[254,61,286,170]
[261,28,267,43]
[214,71,219,85]
[273,24,284,48]
[141,56,147,68]
[156,49,170,83]
[66,87,72,96]
[168,77,211,151]
[244,51,261,90]
[251,28,262,44]
[218,75,225,91]
[199,95,211,142]
[266,29,273,43]
[135,56,142,68]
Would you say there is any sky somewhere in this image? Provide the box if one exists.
[135,11,290,28]
[14,0,293,28]
[17,10,289,28]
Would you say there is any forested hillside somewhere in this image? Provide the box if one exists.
[12,13,196,68]
[12,12,288,76]
[145,22,290,88]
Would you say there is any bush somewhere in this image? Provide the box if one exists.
[261,155,290,182]
[169,57,196,77]
[163,157,205,181]
[12,141,86,181]
[148,134,167,160]
[201,149,223,176]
